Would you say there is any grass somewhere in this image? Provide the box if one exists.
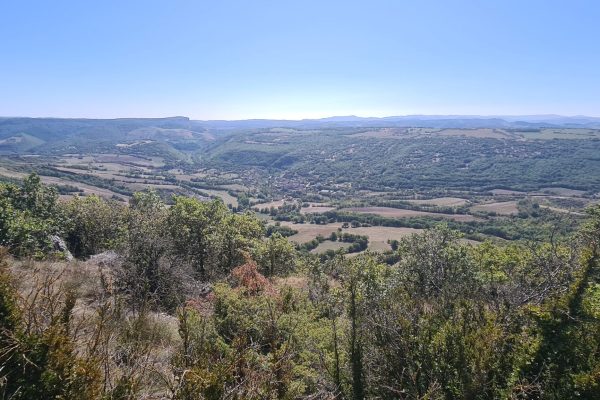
[406,197,468,206]
[310,241,351,253]
[202,189,238,207]
[471,201,519,215]
[277,221,423,251]
[279,222,343,243]
[348,226,423,250]
[300,203,336,214]
[339,207,477,221]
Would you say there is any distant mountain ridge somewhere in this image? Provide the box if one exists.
[191,114,600,129]
[2,114,600,131]
[1,114,600,156]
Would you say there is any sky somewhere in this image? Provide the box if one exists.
[1,0,599,120]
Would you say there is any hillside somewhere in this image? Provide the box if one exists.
[0,175,599,399]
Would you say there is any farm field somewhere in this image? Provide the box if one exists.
[201,189,239,207]
[278,221,424,251]
[349,226,423,250]
[279,222,344,243]
[310,241,352,253]
[1,120,599,246]
[339,207,477,221]
[300,203,336,214]
[405,197,468,206]
[435,128,516,139]
[471,201,519,215]
[0,166,126,198]
[254,199,287,209]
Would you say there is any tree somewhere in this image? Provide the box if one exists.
[396,225,477,303]
[167,197,228,280]
[117,191,182,311]
[337,254,388,400]
[254,232,296,277]
[62,195,126,258]
[0,174,64,257]
[168,196,264,280]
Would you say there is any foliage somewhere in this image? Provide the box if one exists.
[0,174,64,257]
[0,179,599,398]
[0,252,103,399]
[62,195,127,258]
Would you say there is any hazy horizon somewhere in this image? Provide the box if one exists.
[3,113,600,122]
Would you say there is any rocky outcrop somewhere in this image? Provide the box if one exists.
[50,235,74,261]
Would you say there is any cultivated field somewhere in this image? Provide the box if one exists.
[201,189,238,207]
[339,207,477,221]
[435,128,516,139]
[254,200,288,209]
[278,221,424,251]
[279,222,344,243]
[300,203,336,214]
[348,226,423,250]
[406,197,468,206]
[471,201,519,215]
[310,241,352,253]
[537,187,587,197]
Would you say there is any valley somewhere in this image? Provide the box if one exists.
[1,117,598,255]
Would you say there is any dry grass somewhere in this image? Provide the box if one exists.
[300,203,335,214]
[254,199,288,209]
[538,187,586,197]
[435,128,515,139]
[350,226,423,250]
[7,256,181,398]
[0,167,126,199]
[339,207,477,221]
[310,241,351,253]
[406,197,467,206]
[202,189,238,207]
[279,222,343,243]
[539,205,586,216]
[490,188,526,196]
[278,221,423,251]
[471,201,519,215]
[349,128,408,138]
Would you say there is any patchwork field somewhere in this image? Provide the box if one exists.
[310,241,352,253]
[537,187,587,197]
[254,200,287,209]
[278,221,424,251]
[435,128,516,139]
[0,167,126,199]
[1,121,598,249]
[348,226,423,250]
[202,189,238,207]
[300,203,336,214]
[406,197,468,206]
[339,207,477,221]
[471,201,519,215]
[279,222,344,243]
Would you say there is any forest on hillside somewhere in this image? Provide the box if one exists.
[1,175,599,399]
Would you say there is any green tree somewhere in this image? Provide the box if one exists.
[117,191,181,311]
[337,254,388,400]
[254,232,296,277]
[0,174,64,257]
[167,197,228,280]
[62,195,126,258]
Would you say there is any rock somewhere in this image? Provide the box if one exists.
[88,250,120,269]
[50,235,74,261]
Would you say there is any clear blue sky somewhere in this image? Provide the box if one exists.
[1,0,599,119]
